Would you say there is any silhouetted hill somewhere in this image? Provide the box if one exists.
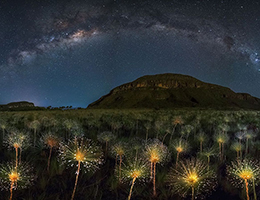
[0,101,44,111]
[88,73,260,110]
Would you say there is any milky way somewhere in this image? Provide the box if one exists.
[1,0,260,107]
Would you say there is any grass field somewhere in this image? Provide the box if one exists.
[0,108,259,199]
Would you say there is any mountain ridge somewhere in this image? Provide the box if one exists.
[88,73,260,110]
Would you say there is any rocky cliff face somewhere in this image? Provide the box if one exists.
[112,74,216,92]
[88,73,260,109]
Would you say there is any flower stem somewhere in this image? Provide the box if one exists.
[192,185,195,200]
[253,179,257,200]
[150,161,153,179]
[9,181,14,200]
[71,161,81,200]
[47,147,53,172]
[153,162,156,196]
[19,148,22,165]
[162,132,169,143]
[176,152,180,167]
[207,156,210,171]
[128,177,136,200]
[15,147,18,170]
[245,179,249,200]
[119,155,122,182]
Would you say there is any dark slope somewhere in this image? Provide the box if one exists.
[88,74,260,109]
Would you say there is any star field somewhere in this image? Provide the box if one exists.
[0,0,260,107]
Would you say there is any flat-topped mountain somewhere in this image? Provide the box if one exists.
[88,73,260,109]
[0,101,42,111]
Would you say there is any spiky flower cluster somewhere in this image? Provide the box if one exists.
[120,158,149,200]
[42,132,60,148]
[167,158,217,199]
[111,141,128,159]
[97,131,116,143]
[172,139,189,154]
[145,138,169,196]
[120,158,149,183]
[197,132,207,143]
[217,124,230,133]
[0,162,35,191]
[59,138,103,172]
[235,131,245,141]
[144,139,169,165]
[227,159,260,189]
[200,147,217,159]
[6,130,29,150]
[69,123,86,139]
[214,132,229,144]
[200,146,217,169]
[172,116,184,125]
[180,125,194,138]
[129,137,143,158]
[231,142,244,159]
[97,131,116,154]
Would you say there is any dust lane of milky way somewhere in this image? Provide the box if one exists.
[0,0,260,107]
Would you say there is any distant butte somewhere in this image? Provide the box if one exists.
[0,101,39,111]
[88,73,260,110]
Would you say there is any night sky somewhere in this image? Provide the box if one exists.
[1,0,260,107]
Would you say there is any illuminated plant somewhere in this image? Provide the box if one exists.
[167,158,217,200]
[71,126,84,140]
[111,141,127,182]
[244,131,255,154]
[180,125,194,139]
[40,116,52,131]
[172,139,189,166]
[0,162,35,200]
[196,132,208,153]
[223,114,232,123]
[6,130,29,169]
[162,127,171,144]
[0,118,7,135]
[169,116,184,143]
[59,137,103,200]
[154,120,165,139]
[235,131,245,157]
[214,132,229,161]
[28,120,40,147]
[237,124,247,132]
[231,142,244,160]
[144,139,169,196]
[235,131,245,142]
[129,137,143,161]
[0,118,7,147]
[110,120,122,135]
[17,132,29,165]
[63,119,78,140]
[120,158,149,200]
[41,132,60,172]
[97,131,116,156]
[200,146,217,170]
[144,121,152,142]
[227,159,260,200]
[218,123,230,134]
